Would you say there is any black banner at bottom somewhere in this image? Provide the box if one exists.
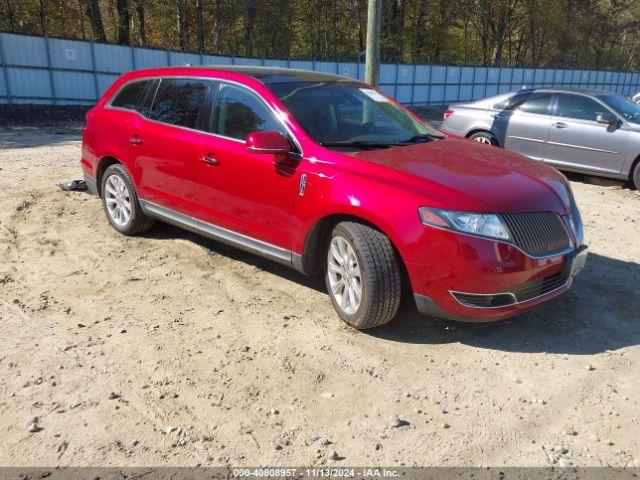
[0,467,638,480]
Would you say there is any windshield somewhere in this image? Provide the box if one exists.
[267,80,441,147]
[597,94,640,123]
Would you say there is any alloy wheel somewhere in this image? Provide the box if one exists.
[104,174,132,227]
[327,235,362,315]
[473,136,492,144]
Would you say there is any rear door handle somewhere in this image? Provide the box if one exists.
[129,135,143,145]
[552,122,569,129]
[201,154,219,166]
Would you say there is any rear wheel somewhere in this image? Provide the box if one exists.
[469,131,498,146]
[101,164,154,235]
[325,222,401,329]
[632,161,640,189]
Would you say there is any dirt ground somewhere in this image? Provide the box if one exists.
[0,127,639,468]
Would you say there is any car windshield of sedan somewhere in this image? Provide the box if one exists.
[598,94,640,123]
[268,80,443,149]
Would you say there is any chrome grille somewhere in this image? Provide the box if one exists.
[501,212,570,257]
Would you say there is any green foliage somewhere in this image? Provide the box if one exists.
[2,0,639,69]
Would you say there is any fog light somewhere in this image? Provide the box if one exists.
[451,291,516,308]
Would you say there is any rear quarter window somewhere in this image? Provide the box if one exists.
[110,80,148,110]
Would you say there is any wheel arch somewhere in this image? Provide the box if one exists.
[465,128,501,146]
[95,156,123,197]
[628,152,640,188]
[296,213,410,283]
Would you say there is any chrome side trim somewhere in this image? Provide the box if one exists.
[542,157,622,174]
[508,135,546,144]
[450,280,569,310]
[139,200,293,266]
[546,140,619,155]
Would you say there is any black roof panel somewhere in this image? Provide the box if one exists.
[193,65,352,84]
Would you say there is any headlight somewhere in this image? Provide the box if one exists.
[418,207,512,241]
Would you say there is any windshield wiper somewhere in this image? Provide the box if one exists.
[320,141,394,149]
[400,132,445,143]
[321,133,445,150]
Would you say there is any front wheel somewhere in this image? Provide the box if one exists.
[469,131,498,146]
[325,222,401,329]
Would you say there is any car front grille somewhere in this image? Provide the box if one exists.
[500,212,571,257]
[511,270,568,302]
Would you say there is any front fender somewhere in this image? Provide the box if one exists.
[293,169,426,265]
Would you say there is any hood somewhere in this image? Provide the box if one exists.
[348,137,571,213]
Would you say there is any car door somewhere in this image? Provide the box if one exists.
[491,91,554,161]
[546,93,629,174]
[129,77,214,217]
[194,81,301,253]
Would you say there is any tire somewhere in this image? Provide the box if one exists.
[632,161,640,189]
[100,164,154,235]
[325,222,401,329]
[469,131,498,146]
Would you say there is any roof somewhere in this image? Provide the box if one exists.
[189,65,352,84]
[520,86,616,96]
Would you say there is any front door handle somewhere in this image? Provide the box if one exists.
[552,122,569,129]
[129,135,143,145]
[201,154,219,166]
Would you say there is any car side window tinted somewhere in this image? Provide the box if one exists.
[139,78,160,118]
[149,78,210,129]
[510,93,553,115]
[493,97,511,110]
[211,83,284,140]
[111,80,148,110]
[557,94,609,122]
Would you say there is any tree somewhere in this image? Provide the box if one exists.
[116,0,130,44]
[82,0,106,42]
[472,0,521,66]
[136,0,145,45]
[244,0,257,56]
[2,0,640,71]
[175,0,188,51]
[195,0,204,52]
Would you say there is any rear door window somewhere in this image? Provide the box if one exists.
[556,94,610,122]
[211,83,284,140]
[509,93,553,115]
[139,78,160,118]
[149,78,211,129]
[111,80,148,110]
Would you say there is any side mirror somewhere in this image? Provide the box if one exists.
[245,130,290,155]
[596,114,619,127]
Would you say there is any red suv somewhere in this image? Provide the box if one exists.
[81,67,587,329]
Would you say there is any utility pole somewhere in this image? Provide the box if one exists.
[364,0,382,86]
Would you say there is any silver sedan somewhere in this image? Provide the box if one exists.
[440,88,640,188]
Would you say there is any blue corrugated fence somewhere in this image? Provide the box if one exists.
[1,31,640,106]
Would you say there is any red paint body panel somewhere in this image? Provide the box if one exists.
[82,66,584,322]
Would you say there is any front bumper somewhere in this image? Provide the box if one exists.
[406,227,586,322]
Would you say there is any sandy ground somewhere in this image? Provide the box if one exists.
[0,128,639,468]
